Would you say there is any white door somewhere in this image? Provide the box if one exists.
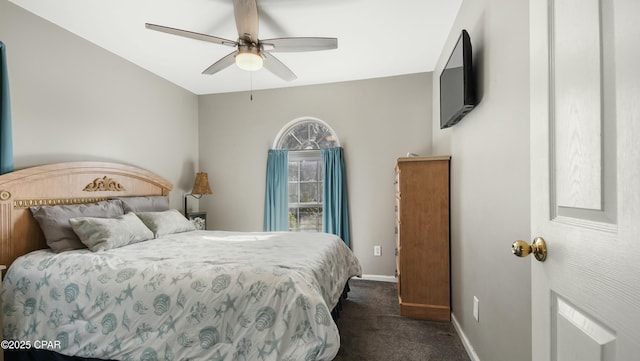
[528,0,640,360]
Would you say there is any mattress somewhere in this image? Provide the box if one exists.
[1,230,362,361]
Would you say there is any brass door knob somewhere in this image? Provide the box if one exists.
[512,237,547,262]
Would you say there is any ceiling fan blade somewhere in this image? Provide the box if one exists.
[260,37,338,53]
[145,23,237,47]
[233,0,259,43]
[202,51,239,75]
[262,51,297,82]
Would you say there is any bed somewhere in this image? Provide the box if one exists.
[0,162,362,361]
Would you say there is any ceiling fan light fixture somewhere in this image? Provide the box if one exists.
[145,0,337,81]
[235,48,263,71]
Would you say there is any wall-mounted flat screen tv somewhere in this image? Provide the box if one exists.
[440,29,476,129]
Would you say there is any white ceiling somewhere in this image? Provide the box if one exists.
[9,0,462,95]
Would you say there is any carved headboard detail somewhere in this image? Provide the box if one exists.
[0,162,173,269]
[83,176,126,192]
[13,197,110,208]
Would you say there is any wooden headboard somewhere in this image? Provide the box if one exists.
[0,162,173,268]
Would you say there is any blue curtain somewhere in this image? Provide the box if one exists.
[322,147,350,247]
[263,149,289,231]
[0,41,13,174]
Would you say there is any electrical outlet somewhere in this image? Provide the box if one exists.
[374,245,381,256]
[473,296,479,322]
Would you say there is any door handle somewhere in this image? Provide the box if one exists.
[512,237,547,262]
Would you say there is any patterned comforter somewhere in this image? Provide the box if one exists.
[1,230,362,361]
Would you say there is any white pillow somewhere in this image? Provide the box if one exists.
[69,213,154,251]
[134,209,196,238]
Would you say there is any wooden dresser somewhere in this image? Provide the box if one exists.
[395,156,450,321]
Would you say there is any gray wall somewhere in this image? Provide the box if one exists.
[432,0,531,360]
[198,73,433,276]
[0,0,199,207]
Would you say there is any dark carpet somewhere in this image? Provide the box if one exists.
[333,279,470,361]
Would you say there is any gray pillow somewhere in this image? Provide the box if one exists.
[30,200,124,252]
[69,213,154,252]
[113,196,170,213]
[135,209,196,238]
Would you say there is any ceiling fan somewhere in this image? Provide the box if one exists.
[145,0,338,82]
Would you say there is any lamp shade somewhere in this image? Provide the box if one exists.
[191,172,213,195]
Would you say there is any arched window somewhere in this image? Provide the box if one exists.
[274,118,340,232]
[274,117,340,150]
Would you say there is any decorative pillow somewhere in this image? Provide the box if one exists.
[135,209,196,238]
[69,213,154,252]
[113,196,170,213]
[30,200,124,252]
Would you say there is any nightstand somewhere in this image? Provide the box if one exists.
[187,212,207,230]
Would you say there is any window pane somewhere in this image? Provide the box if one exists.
[309,123,322,140]
[318,181,323,203]
[298,207,322,231]
[275,119,339,150]
[300,183,318,203]
[282,135,302,150]
[288,183,299,203]
[300,160,319,181]
[293,125,309,145]
[288,208,298,231]
[288,161,299,181]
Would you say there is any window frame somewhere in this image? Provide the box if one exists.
[274,118,340,232]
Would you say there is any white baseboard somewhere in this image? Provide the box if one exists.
[358,274,397,283]
[451,312,481,361]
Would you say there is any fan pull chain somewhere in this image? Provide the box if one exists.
[250,71,254,101]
